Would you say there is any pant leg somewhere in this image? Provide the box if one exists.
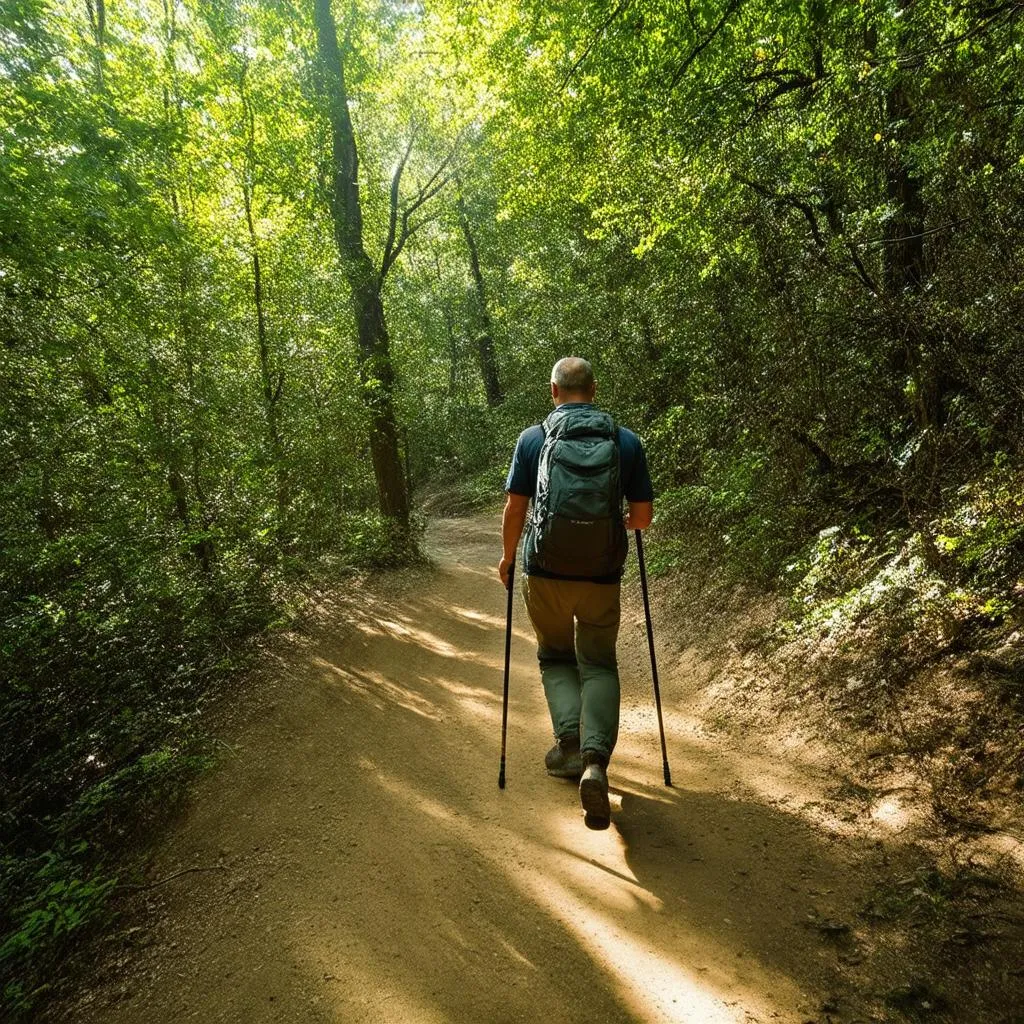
[521,575,581,739]
[574,581,621,762]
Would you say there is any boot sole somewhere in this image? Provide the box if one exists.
[579,776,610,822]
[546,763,583,780]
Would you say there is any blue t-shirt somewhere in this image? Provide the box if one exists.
[504,403,654,581]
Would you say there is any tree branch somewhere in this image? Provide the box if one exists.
[733,174,826,250]
[119,864,227,893]
[380,133,417,279]
[378,149,455,285]
[744,66,830,114]
[559,0,633,89]
[894,2,1024,67]
[846,241,881,297]
[668,0,743,92]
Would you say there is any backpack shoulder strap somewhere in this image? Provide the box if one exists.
[600,412,620,442]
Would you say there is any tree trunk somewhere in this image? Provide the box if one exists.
[85,0,106,90]
[157,0,215,573]
[456,192,503,407]
[443,304,459,402]
[313,0,409,525]
[239,63,288,538]
[883,81,926,295]
[869,4,945,506]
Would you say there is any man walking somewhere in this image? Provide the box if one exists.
[499,357,654,827]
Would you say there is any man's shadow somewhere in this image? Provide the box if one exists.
[561,780,922,1019]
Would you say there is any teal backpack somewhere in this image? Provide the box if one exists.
[523,406,627,578]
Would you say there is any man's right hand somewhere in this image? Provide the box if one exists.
[625,500,654,531]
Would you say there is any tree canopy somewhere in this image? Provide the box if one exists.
[2,0,1023,1013]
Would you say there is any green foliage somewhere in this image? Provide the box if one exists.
[780,463,1024,661]
[424,463,509,517]
[3,0,1024,1013]
[0,849,118,1014]
[935,461,1024,588]
[340,511,427,569]
[0,1,440,1011]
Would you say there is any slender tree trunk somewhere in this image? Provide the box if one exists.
[159,0,214,573]
[883,85,926,295]
[864,3,926,297]
[456,192,503,407]
[443,304,459,402]
[243,196,282,453]
[179,268,215,575]
[434,254,460,402]
[868,5,944,505]
[85,0,105,90]
[313,0,409,525]
[239,64,288,537]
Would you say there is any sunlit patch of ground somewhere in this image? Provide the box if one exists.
[57,514,1024,1024]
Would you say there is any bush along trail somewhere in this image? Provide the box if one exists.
[52,515,1024,1024]
[6,1,1024,1017]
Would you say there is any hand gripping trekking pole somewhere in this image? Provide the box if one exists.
[498,557,515,789]
[635,531,672,787]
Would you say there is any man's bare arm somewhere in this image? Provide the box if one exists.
[624,500,653,531]
[499,492,530,587]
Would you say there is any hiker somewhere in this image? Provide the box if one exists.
[498,356,654,826]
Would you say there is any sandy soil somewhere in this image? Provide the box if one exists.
[61,516,1024,1024]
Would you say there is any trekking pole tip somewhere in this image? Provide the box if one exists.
[663,765,672,787]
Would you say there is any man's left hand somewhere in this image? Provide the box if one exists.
[498,557,513,589]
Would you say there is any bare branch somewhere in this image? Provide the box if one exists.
[401,209,443,248]
[407,148,456,214]
[380,133,417,279]
[733,174,826,250]
[846,242,881,297]
[735,172,885,296]
[119,865,227,893]
[668,0,743,92]
[388,174,452,273]
[894,2,1024,67]
[379,148,455,284]
[559,0,632,90]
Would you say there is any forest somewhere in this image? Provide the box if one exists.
[2,0,1023,1017]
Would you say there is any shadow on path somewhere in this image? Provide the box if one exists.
[65,516,1020,1024]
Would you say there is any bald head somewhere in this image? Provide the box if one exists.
[550,357,596,404]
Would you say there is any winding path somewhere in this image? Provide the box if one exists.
[69,516,923,1024]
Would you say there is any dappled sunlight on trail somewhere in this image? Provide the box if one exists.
[70,515,972,1024]
[313,659,443,721]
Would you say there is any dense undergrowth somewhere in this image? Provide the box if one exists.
[772,461,1024,828]
[645,456,1024,838]
[435,434,1024,838]
[5,0,1024,1018]
[0,514,417,1017]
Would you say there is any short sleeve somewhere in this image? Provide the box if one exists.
[504,429,540,497]
[621,431,654,503]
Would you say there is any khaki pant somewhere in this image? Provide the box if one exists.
[521,574,621,762]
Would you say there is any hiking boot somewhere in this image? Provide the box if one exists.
[579,761,610,828]
[544,734,583,779]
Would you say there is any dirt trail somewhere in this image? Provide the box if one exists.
[63,516,1014,1024]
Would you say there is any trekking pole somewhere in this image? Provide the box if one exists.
[498,556,515,789]
[635,531,672,787]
